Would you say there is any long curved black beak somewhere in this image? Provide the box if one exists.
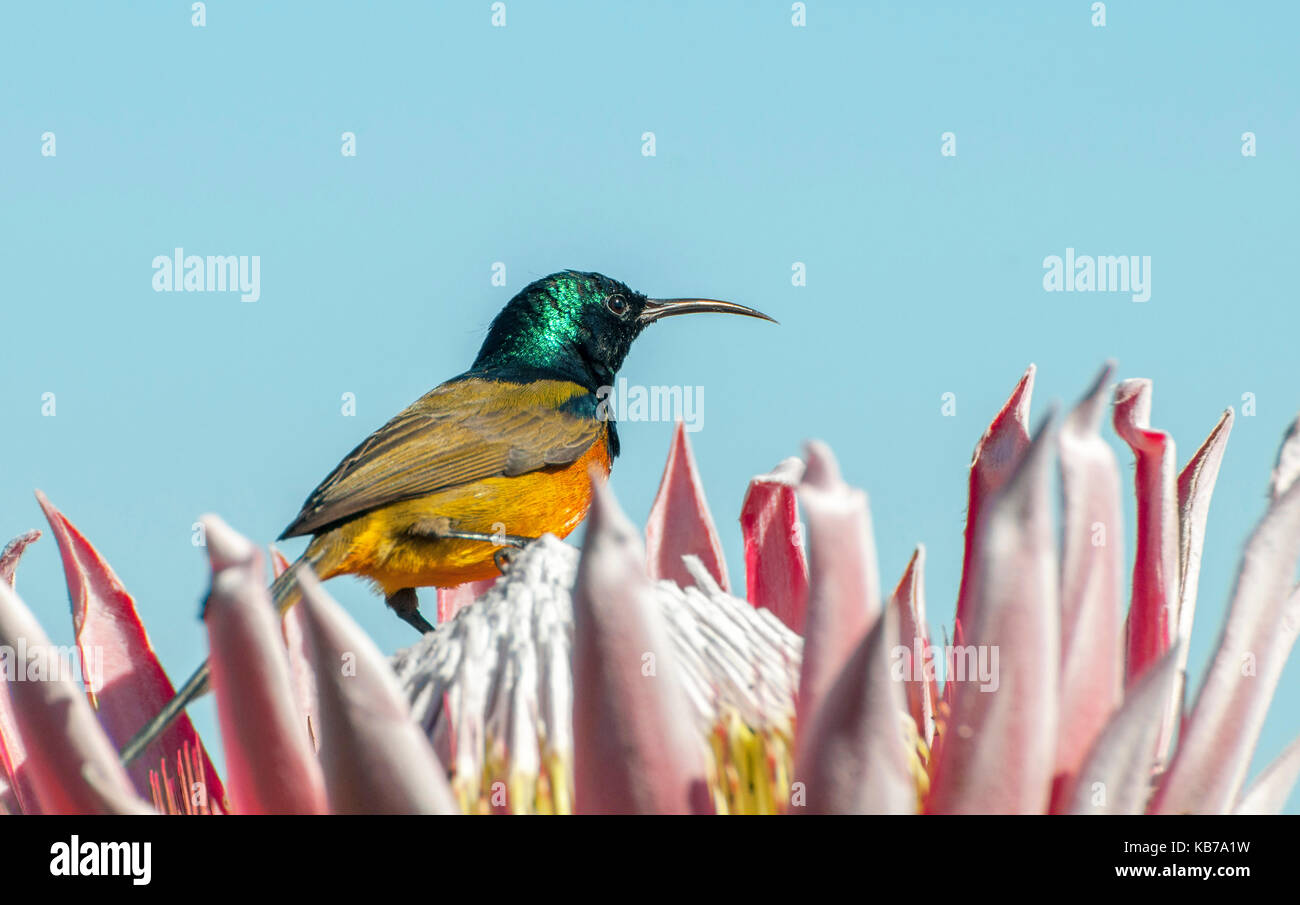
[638,297,778,326]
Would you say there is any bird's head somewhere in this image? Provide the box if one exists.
[471,270,774,388]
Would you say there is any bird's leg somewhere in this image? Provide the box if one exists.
[385,587,436,635]
[434,530,534,548]
[385,531,539,636]
[432,530,536,574]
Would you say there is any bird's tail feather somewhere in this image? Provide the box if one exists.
[118,539,338,767]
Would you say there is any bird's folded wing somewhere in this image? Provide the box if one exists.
[279,378,604,538]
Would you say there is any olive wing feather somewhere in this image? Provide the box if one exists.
[278,378,604,539]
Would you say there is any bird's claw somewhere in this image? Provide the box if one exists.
[493,547,514,573]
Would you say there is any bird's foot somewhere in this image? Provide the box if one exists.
[493,547,515,573]
[385,587,436,635]
[491,534,537,573]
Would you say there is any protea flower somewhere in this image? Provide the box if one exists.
[1,362,1297,815]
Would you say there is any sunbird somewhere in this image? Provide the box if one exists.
[120,270,774,764]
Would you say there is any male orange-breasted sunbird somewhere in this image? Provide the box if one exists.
[120,270,773,764]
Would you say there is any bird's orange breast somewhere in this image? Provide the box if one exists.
[321,428,612,594]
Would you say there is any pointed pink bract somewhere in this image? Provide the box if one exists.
[1159,409,1233,762]
[0,580,144,813]
[572,474,712,814]
[0,531,40,589]
[955,365,1035,631]
[272,547,319,752]
[1052,362,1123,810]
[794,605,916,813]
[203,518,328,814]
[295,566,457,814]
[890,545,936,746]
[0,532,41,814]
[928,418,1059,814]
[1152,429,1300,814]
[35,491,226,810]
[1112,380,1178,687]
[739,457,808,632]
[794,442,881,755]
[1065,645,1180,814]
[645,422,730,591]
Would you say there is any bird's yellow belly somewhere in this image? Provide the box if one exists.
[321,441,611,594]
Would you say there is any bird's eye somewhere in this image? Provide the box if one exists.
[605,294,628,316]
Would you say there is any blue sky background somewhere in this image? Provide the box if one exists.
[2,2,1297,812]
